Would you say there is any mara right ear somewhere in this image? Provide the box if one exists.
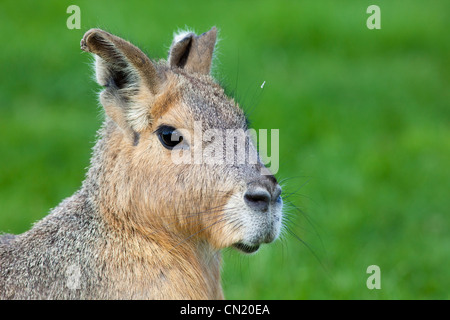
[168,27,217,75]
[81,29,163,141]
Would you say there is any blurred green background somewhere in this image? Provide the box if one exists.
[0,0,449,299]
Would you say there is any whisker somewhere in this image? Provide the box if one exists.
[285,226,328,273]
[283,199,323,244]
[144,204,240,238]
[281,177,312,201]
[244,79,266,118]
[278,175,311,185]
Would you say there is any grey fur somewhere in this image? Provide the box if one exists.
[0,27,281,300]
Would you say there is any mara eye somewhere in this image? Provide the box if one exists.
[156,125,183,150]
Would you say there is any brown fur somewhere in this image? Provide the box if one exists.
[0,27,282,299]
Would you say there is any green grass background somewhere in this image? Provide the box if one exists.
[0,0,449,299]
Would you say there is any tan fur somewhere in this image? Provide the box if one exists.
[0,27,282,300]
[150,75,182,121]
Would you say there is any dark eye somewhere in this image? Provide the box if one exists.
[156,125,183,150]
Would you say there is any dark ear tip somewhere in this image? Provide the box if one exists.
[198,27,217,39]
[200,27,217,46]
[81,29,99,52]
[206,26,217,37]
[80,28,109,52]
[80,38,90,52]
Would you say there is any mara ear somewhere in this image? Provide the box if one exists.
[81,28,163,141]
[168,27,217,75]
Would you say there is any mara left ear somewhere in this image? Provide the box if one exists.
[80,28,164,143]
[168,27,217,75]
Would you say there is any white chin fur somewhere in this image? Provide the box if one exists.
[225,191,283,249]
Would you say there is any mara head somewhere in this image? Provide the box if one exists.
[81,27,283,254]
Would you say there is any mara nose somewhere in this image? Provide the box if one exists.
[244,180,282,212]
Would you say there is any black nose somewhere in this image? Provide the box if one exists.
[244,188,271,212]
[244,181,282,212]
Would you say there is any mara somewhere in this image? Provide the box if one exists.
[0,27,283,299]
